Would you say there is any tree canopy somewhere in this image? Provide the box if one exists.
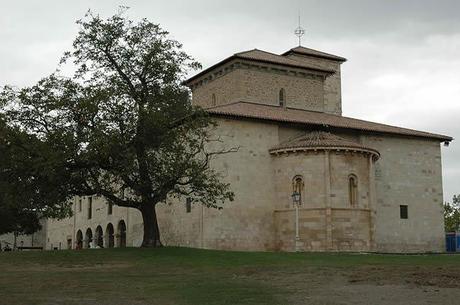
[0,117,71,235]
[0,9,235,246]
[444,195,460,232]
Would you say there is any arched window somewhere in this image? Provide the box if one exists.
[292,175,304,204]
[85,228,93,249]
[279,88,285,107]
[117,220,127,248]
[348,175,358,206]
[105,223,114,248]
[95,226,103,248]
[76,230,83,249]
[211,94,217,106]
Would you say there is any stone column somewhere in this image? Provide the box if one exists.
[368,154,377,251]
[324,151,333,250]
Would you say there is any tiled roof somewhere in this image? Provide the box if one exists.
[206,102,452,141]
[184,49,335,85]
[269,131,380,157]
[282,46,347,62]
[234,49,335,73]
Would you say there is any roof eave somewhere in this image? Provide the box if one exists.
[206,110,452,142]
[183,55,237,87]
[269,146,380,159]
[281,49,347,63]
[183,54,336,87]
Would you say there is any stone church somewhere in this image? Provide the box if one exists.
[30,45,453,253]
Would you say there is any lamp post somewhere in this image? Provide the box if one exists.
[291,191,301,252]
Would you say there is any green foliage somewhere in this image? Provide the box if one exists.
[444,195,460,232]
[0,9,235,244]
[0,117,72,235]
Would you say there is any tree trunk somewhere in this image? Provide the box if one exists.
[140,203,162,247]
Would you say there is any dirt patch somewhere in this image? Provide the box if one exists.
[0,262,134,273]
[347,265,460,288]
[232,265,460,305]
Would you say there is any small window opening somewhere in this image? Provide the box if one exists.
[186,198,192,213]
[279,88,285,107]
[348,175,358,206]
[108,202,113,215]
[88,197,92,219]
[400,205,408,219]
[212,94,216,106]
[78,199,82,212]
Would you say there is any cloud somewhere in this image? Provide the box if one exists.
[0,0,459,200]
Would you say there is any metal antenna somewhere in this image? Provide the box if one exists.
[294,12,305,46]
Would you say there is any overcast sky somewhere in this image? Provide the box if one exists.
[1,0,458,201]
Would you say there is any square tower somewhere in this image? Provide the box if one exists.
[184,47,346,115]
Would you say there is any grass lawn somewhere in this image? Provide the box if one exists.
[1,247,460,305]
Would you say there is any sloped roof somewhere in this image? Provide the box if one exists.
[282,46,347,62]
[234,49,336,72]
[269,131,380,157]
[184,49,335,85]
[206,102,452,142]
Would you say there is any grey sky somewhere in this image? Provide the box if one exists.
[1,0,459,201]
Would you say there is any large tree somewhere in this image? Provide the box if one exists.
[0,117,71,235]
[0,10,234,247]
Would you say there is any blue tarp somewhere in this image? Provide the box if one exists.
[446,233,457,252]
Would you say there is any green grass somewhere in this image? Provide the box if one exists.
[1,247,460,305]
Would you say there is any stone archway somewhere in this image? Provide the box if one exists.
[85,228,93,249]
[76,230,83,249]
[105,223,114,248]
[117,220,127,248]
[95,225,103,248]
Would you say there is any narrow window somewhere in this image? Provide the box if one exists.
[292,176,304,205]
[400,205,408,219]
[279,88,285,107]
[211,94,216,106]
[108,202,113,215]
[186,198,192,213]
[348,175,358,206]
[88,197,92,219]
[78,199,82,212]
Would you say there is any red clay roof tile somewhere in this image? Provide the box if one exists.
[206,102,452,141]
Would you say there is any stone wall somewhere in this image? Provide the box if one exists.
[329,153,371,209]
[0,227,46,250]
[157,118,281,251]
[191,65,242,108]
[284,54,343,115]
[271,146,375,252]
[43,118,447,254]
[274,208,327,251]
[331,209,372,251]
[45,196,144,250]
[191,64,325,112]
[362,134,445,252]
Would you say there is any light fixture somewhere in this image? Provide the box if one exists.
[291,191,301,205]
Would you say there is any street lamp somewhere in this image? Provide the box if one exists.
[291,191,301,252]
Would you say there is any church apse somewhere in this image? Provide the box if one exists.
[270,131,380,252]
